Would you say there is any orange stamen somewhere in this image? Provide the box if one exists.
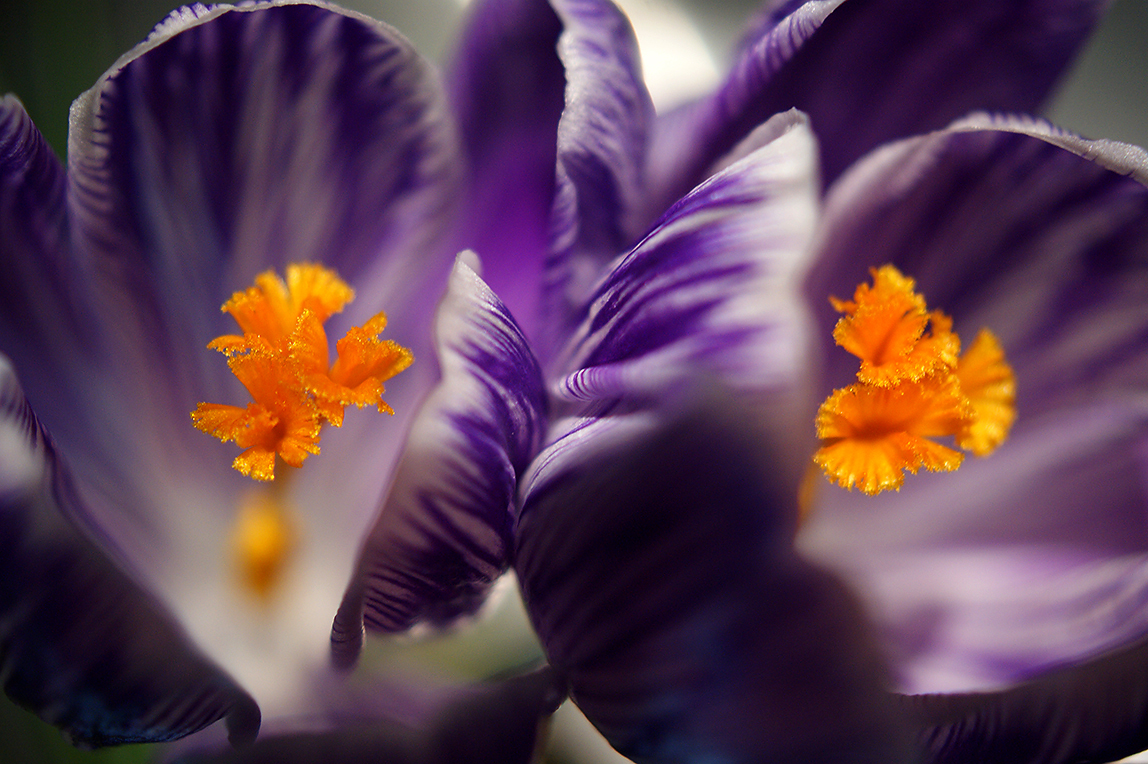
[191,263,412,480]
[814,265,1015,494]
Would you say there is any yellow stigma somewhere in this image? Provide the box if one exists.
[231,491,296,603]
[814,265,1015,494]
[192,263,413,480]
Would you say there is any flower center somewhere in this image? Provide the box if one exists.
[813,265,1016,495]
[191,263,413,481]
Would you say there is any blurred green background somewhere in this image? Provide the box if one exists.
[0,0,1144,762]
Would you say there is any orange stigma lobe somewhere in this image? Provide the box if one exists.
[814,265,1015,495]
[192,263,413,480]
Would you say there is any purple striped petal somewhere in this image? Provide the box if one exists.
[178,668,563,764]
[331,255,546,664]
[515,402,912,763]
[545,0,656,340]
[800,118,1148,691]
[0,97,122,471]
[0,96,90,375]
[446,0,565,335]
[651,0,1106,205]
[551,111,818,456]
[0,356,259,748]
[65,1,461,459]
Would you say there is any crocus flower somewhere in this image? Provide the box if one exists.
[0,0,563,758]
[451,1,1148,763]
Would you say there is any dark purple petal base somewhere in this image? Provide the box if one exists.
[516,398,913,763]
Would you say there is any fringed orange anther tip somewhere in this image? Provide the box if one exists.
[869,263,918,294]
[362,311,389,335]
[234,448,276,482]
[813,441,907,495]
[828,295,855,313]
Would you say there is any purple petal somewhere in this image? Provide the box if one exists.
[544,0,656,340]
[65,1,461,455]
[177,668,563,764]
[802,404,1148,692]
[515,401,912,763]
[904,635,1148,763]
[552,111,818,457]
[331,255,546,664]
[446,0,565,335]
[0,97,120,470]
[0,357,259,747]
[651,0,1107,204]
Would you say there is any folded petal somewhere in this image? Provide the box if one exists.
[177,668,563,764]
[0,356,259,748]
[545,0,656,339]
[446,0,565,334]
[652,0,1106,202]
[515,400,913,763]
[0,97,119,466]
[65,1,461,459]
[904,634,1148,764]
[332,255,546,663]
[553,111,818,451]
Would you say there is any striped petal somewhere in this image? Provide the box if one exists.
[331,255,546,664]
[0,96,122,477]
[545,0,656,340]
[651,0,1106,205]
[65,1,461,464]
[552,111,818,460]
[801,119,1148,690]
[446,0,565,334]
[0,356,259,748]
[515,401,913,763]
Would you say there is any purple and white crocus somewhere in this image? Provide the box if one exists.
[3,0,1148,763]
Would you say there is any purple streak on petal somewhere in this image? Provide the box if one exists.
[806,120,1148,409]
[647,0,839,221]
[177,668,563,764]
[446,0,565,337]
[544,0,656,342]
[0,97,93,365]
[652,0,1107,208]
[903,634,1148,764]
[65,1,461,450]
[515,402,913,763]
[553,112,817,440]
[332,256,546,664]
[0,358,259,748]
